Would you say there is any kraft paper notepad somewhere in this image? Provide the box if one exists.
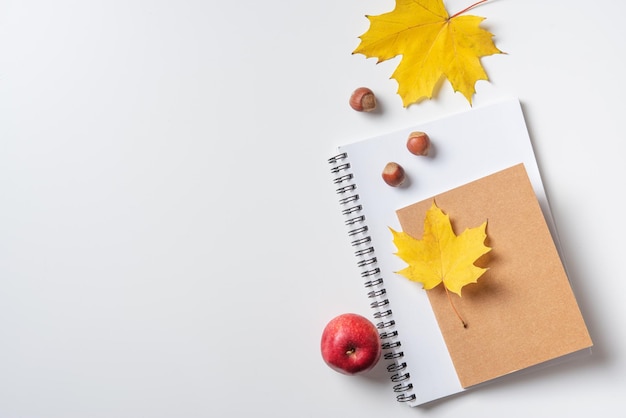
[396,163,592,389]
[327,98,593,406]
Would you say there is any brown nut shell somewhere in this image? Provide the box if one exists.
[349,87,376,112]
[382,162,405,187]
[406,131,430,156]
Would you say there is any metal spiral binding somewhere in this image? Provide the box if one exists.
[328,152,416,404]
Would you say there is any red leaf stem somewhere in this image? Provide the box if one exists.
[450,0,489,19]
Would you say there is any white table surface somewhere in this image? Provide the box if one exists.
[1,1,624,417]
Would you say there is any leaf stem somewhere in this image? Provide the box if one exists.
[445,287,467,328]
[450,0,489,19]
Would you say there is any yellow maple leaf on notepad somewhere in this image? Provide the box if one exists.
[390,201,491,326]
[353,0,503,106]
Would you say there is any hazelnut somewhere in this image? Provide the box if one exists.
[406,131,430,156]
[349,87,376,112]
[382,162,405,187]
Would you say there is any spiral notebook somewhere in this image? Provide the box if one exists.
[327,98,592,406]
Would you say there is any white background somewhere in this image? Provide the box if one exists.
[0,1,624,417]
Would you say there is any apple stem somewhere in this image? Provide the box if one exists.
[345,347,356,356]
[445,287,468,328]
[450,0,489,19]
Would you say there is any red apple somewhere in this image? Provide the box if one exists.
[320,313,382,375]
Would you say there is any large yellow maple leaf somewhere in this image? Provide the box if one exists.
[390,201,491,297]
[353,0,503,106]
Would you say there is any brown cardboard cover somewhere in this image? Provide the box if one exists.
[395,164,592,388]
